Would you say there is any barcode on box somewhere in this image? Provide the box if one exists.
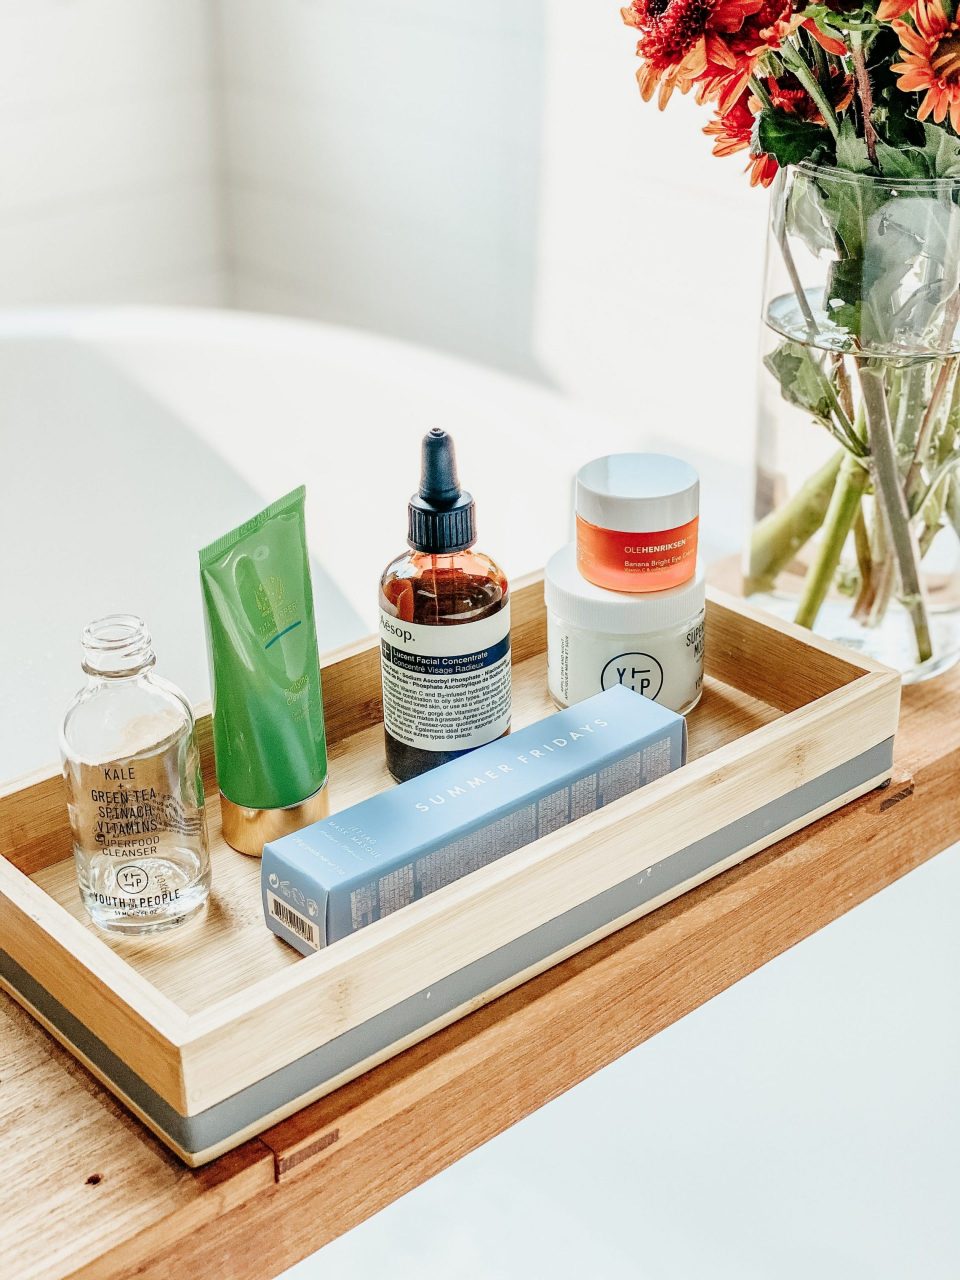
[267,891,319,951]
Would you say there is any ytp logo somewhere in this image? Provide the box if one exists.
[600,651,664,701]
[116,865,149,895]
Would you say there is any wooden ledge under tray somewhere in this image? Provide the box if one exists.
[0,575,900,1165]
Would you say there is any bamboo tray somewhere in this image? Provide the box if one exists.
[0,577,900,1166]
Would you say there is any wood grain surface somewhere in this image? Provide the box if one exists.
[2,660,956,1279]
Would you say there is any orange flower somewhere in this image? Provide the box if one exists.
[622,0,847,114]
[703,68,852,188]
[694,2,845,112]
[877,0,914,21]
[703,92,779,185]
[799,17,847,56]
[621,0,763,108]
[695,45,757,113]
[689,0,784,112]
[892,0,960,129]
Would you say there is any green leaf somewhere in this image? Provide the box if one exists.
[800,3,868,33]
[869,124,960,180]
[824,257,863,337]
[786,168,835,255]
[756,110,830,168]
[920,122,960,177]
[874,140,929,180]
[869,123,960,179]
[764,341,834,422]
[785,113,960,349]
[819,172,884,260]
[835,117,872,174]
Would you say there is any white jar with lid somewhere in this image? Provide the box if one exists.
[545,545,705,714]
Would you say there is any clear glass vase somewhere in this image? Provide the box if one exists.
[747,162,960,681]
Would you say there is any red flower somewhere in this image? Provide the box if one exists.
[692,4,846,110]
[703,91,779,185]
[695,0,802,111]
[877,0,914,20]
[765,67,854,120]
[703,68,852,188]
[799,18,847,56]
[622,0,763,107]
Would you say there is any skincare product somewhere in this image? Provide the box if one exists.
[263,691,686,952]
[199,487,329,856]
[576,453,699,593]
[379,428,511,783]
[262,684,685,954]
[59,615,211,934]
[545,545,705,714]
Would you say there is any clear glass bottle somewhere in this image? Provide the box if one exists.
[60,615,211,934]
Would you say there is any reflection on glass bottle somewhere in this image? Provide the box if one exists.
[59,615,211,934]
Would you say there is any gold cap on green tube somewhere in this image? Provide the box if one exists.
[219,780,330,857]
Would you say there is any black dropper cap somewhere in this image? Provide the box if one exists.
[407,428,477,553]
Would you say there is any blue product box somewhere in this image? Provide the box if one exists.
[262,685,686,954]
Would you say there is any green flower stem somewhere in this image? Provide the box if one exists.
[853,500,887,622]
[857,362,934,664]
[746,450,843,594]
[918,457,960,554]
[920,481,950,557]
[867,555,896,629]
[748,75,772,111]
[780,44,840,139]
[947,473,960,541]
[794,348,863,452]
[905,350,960,511]
[894,362,926,449]
[832,354,855,422]
[794,453,868,629]
[775,215,818,337]
[916,455,960,519]
[850,34,878,167]
[853,500,873,603]
[809,28,829,81]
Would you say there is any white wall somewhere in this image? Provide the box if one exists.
[216,0,547,378]
[215,0,767,464]
[0,0,224,306]
[0,1,768,464]
[533,5,767,466]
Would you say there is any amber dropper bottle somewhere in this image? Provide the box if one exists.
[378,429,511,783]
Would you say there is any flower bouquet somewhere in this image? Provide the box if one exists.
[622,0,960,678]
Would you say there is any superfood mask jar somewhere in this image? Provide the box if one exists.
[545,545,705,714]
[575,453,699,593]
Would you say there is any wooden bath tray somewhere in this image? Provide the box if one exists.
[0,577,900,1166]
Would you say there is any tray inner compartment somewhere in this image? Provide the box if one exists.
[21,645,782,1014]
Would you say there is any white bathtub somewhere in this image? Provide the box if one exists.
[0,306,629,779]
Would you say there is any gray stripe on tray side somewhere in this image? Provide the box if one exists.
[1,736,894,1155]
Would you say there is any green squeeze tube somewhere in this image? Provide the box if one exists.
[199,486,329,855]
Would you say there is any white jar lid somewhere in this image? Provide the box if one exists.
[545,544,705,633]
[575,453,699,533]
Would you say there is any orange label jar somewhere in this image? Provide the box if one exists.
[575,454,700,594]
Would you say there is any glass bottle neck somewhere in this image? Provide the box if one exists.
[81,614,157,678]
